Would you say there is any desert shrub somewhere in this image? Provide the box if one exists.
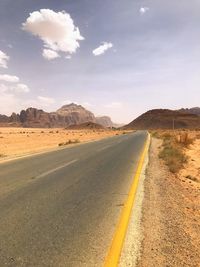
[0,154,6,158]
[151,131,159,138]
[176,132,194,147]
[185,175,198,182]
[58,142,65,146]
[196,133,200,139]
[41,131,44,133]
[58,139,80,147]
[159,145,187,173]
[159,133,188,173]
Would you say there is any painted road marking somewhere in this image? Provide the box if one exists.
[104,133,150,267]
[97,145,112,152]
[36,159,78,179]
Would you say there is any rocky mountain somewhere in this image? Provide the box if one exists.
[124,109,200,130]
[0,103,116,128]
[178,107,200,115]
[56,104,96,124]
[95,116,113,128]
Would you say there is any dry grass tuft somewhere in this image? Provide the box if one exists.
[156,131,193,173]
[58,139,80,146]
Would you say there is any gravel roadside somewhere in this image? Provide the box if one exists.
[136,138,200,267]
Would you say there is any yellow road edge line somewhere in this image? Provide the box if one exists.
[103,132,150,267]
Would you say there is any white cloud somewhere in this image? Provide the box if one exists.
[42,49,60,60]
[22,9,84,60]
[38,96,55,106]
[15,83,30,93]
[0,83,30,93]
[0,74,19,83]
[105,102,123,108]
[139,7,149,15]
[0,50,9,68]
[93,42,113,56]
[65,55,72,59]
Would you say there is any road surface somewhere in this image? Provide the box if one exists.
[0,131,147,267]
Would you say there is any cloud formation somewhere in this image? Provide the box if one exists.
[14,83,30,93]
[0,50,9,68]
[139,7,149,15]
[22,9,84,60]
[42,49,60,60]
[0,74,19,83]
[93,42,113,56]
[0,83,30,94]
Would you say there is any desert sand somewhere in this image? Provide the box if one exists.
[0,127,128,162]
[137,136,200,267]
[180,135,200,185]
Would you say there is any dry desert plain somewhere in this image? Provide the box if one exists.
[0,127,129,162]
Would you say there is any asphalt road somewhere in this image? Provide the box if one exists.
[0,131,147,267]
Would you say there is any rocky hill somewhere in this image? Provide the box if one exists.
[124,108,200,130]
[178,107,200,115]
[0,103,116,128]
[66,122,104,130]
[95,116,113,128]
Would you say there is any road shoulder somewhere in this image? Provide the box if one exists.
[136,138,200,267]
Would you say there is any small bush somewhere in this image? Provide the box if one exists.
[58,139,80,147]
[159,145,187,173]
[151,131,159,138]
[177,132,194,147]
[185,175,198,182]
[196,133,200,139]
[159,133,188,173]
[58,142,65,146]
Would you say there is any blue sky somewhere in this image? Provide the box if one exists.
[0,0,199,123]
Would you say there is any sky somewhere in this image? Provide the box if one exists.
[0,0,200,123]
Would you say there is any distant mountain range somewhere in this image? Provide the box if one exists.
[1,105,199,130]
[0,103,119,128]
[123,108,200,130]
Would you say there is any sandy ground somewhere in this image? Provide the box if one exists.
[137,138,200,267]
[0,127,127,162]
[180,138,200,186]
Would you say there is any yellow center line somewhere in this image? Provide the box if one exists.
[103,132,150,267]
